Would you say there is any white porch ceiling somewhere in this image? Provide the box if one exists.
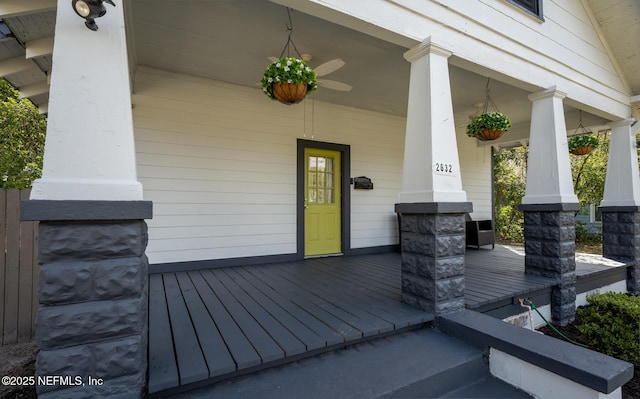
[1,0,638,134]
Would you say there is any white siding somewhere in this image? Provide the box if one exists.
[134,67,493,265]
[458,131,493,220]
[281,0,631,119]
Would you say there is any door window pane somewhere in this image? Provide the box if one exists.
[307,155,336,204]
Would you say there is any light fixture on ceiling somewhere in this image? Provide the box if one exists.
[72,0,116,31]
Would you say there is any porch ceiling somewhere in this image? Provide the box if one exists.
[132,0,606,143]
[2,0,636,136]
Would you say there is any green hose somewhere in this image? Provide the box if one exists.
[528,301,589,348]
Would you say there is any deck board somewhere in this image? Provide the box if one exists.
[174,272,236,377]
[211,268,307,357]
[222,267,327,351]
[163,273,209,385]
[200,269,285,363]
[271,263,396,334]
[148,274,179,393]
[189,271,262,370]
[247,266,365,341]
[148,247,625,395]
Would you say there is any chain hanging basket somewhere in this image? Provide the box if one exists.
[568,111,599,156]
[272,82,308,104]
[477,128,506,141]
[261,9,317,105]
[466,79,511,141]
[570,146,594,156]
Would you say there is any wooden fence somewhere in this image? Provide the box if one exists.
[0,189,38,345]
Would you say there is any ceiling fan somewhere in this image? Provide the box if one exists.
[268,53,352,92]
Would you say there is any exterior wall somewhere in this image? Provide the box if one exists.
[459,135,492,219]
[133,67,491,265]
[275,0,631,120]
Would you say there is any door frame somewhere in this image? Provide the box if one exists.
[297,139,351,259]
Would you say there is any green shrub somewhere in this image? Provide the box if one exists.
[575,221,602,246]
[576,293,640,362]
[495,205,523,242]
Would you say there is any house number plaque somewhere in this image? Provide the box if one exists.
[433,162,457,176]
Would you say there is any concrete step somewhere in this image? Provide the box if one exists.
[168,327,532,399]
[441,375,533,398]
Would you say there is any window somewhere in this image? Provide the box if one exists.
[507,0,543,20]
[307,156,335,204]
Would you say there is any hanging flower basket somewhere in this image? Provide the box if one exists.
[261,57,318,105]
[477,128,505,141]
[568,134,598,156]
[466,112,511,141]
[271,82,308,104]
[570,146,594,156]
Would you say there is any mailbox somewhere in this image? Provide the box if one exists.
[351,176,373,190]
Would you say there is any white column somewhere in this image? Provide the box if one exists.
[397,37,466,204]
[30,0,142,200]
[522,87,578,204]
[600,118,640,207]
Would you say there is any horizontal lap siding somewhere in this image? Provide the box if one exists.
[314,102,405,249]
[134,68,424,265]
[458,131,493,220]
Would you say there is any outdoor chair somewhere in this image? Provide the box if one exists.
[465,214,495,249]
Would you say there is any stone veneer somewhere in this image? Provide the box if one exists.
[21,201,152,399]
[519,203,580,326]
[395,203,472,314]
[600,207,640,294]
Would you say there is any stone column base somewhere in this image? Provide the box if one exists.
[600,206,640,295]
[395,202,472,314]
[21,201,152,399]
[520,203,579,326]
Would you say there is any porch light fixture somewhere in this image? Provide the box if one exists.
[72,0,115,31]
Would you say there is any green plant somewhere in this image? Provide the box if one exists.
[261,57,318,100]
[495,205,523,242]
[0,78,46,188]
[576,292,640,363]
[466,112,511,138]
[568,134,599,152]
[574,221,602,246]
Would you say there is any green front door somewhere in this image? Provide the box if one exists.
[304,148,341,256]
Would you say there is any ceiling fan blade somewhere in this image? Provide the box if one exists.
[313,58,345,77]
[319,79,352,92]
[268,56,278,63]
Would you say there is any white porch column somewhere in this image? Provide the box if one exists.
[30,0,142,200]
[520,86,579,326]
[600,118,640,207]
[395,38,470,315]
[522,87,578,205]
[397,37,466,204]
[600,118,640,294]
[20,2,150,398]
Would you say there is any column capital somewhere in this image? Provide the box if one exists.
[609,118,636,128]
[528,86,567,102]
[403,36,452,63]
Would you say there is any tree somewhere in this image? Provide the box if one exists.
[570,131,609,208]
[493,131,612,247]
[493,146,527,242]
[0,78,47,188]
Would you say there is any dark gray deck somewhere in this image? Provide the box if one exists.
[148,247,627,395]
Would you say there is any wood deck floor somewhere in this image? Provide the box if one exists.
[148,247,626,395]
